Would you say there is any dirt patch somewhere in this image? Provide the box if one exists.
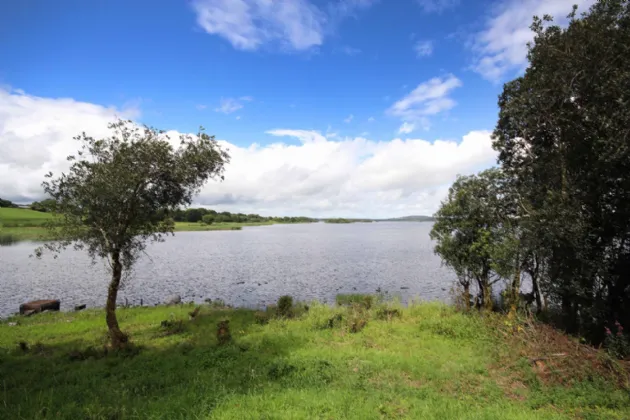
[492,315,630,388]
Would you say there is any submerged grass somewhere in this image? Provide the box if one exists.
[0,301,627,419]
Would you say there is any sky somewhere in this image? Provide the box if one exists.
[0,0,595,218]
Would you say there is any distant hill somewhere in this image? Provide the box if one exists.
[378,215,435,222]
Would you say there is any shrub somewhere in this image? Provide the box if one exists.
[327,313,343,329]
[216,320,231,345]
[375,307,401,321]
[254,311,270,325]
[604,322,630,360]
[159,319,186,336]
[336,294,375,309]
[346,305,369,333]
[277,295,294,318]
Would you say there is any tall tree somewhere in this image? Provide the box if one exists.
[492,0,630,340]
[37,120,229,348]
[431,168,518,310]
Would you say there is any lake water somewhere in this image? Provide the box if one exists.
[0,222,457,317]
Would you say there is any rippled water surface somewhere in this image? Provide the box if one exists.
[0,222,457,317]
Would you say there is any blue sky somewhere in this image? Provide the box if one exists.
[0,0,594,217]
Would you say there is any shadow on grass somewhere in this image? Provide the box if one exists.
[0,308,309,419]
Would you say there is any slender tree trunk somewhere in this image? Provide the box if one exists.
[463,282,471,311]
[531,272,544,314]
[106,251,128,349]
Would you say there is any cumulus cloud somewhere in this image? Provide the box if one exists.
[387,74,462,130]
[0,88,139,202]
[0,89,497,218]
[471,0,596,81]
[192,0,376,52]
[414,40,434,57]
[343,114,354,123]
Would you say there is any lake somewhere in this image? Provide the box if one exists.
[0,222,457,317]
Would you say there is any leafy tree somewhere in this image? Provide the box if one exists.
[492,0,630,340]
[430,169,517,310]
[185,208,204,223]
[37,119,229,348]
[0,198,17,208]
[30,198,56,212]
[202,214,214,225]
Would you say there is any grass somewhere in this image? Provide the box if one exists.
[1,299,628,419]
[0,208,279,242]
[0,208,57,242]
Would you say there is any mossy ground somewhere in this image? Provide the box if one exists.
[1,300,628,419]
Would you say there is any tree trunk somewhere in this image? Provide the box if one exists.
[463,282,471,311]
[106,251,128,349]
[511,269,521,309]
[531,272,544,314]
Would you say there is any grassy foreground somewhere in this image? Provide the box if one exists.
[0,208,277,242]
[1,301,628,419]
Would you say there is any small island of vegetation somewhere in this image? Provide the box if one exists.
[323,218,373,223]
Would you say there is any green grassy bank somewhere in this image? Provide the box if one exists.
[0,208,279,242]
[1,300,628,419]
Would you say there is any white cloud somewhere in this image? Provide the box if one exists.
[387,74,462,129]
[192,0,376,52]
[414,40,433,57]
[398,122,415,134]
[0,88,140,203]
[215,97,252,114]
[196,104,207,110]
[235,115,241,120]
[0,89,497,218]
[416,0,460,13]
[471,0,596,81]
[343,114,354,123]
[367,117,375,122]
[337,45,362,55]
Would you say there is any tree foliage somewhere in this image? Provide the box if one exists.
[170,207,317,224]
[0,198,17,208]
[434,0,630,346]
[493,0,630,342]
[37,119,229,348]
[431,169,521,310]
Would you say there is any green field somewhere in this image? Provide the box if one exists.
[1,300,628,419]
[0,208,57,242]
[0,208,278,242]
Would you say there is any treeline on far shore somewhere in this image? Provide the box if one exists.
[170,208,317,224]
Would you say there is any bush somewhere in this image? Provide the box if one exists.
[201,214,214,225]
[336,294,375,309]
[254,311,270,325]
[347,306,369,333]
[216,320,231,345]
[604,322,630,360]
[277,295,294,318]
[375,307,402,321]
[159,319,186,336]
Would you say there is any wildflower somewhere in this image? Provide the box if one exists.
[605,326,612,336]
